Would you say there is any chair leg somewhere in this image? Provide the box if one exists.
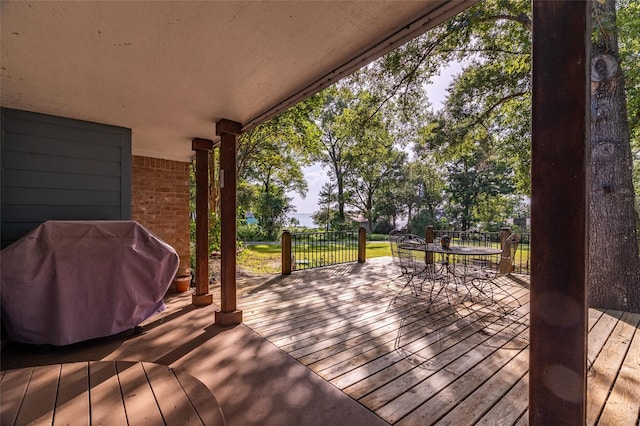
[425,279,452,312]
[391,273,418,304]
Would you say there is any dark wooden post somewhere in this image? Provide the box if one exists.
[192,138,214,306]
[357,227,366,263]
[282,231,292,275]
[498,226,512,274]
[214,119,243,326]
[425,226,435,265]
[530,1,590,424]
[499,226,511,249]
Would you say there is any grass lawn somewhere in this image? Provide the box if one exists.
[237,244,282,275]
[239,241,391,275]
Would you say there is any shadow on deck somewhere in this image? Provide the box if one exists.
[2,257,639,425]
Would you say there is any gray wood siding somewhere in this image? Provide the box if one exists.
[1,108,132,247]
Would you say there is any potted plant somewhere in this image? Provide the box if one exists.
[173,268,192,292]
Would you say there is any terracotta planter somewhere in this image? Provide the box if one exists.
[173,275,191,292]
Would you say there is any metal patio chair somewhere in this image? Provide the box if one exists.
[389,231,449,311]
[457,233,522,310]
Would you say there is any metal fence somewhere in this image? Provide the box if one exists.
[284,230,361,272]
[432,229,531,275]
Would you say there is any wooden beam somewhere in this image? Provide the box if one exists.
[192,137,213,151]
[192,138,214,306]
[215,119,242,136]
[530,1,590,424]
[215,119,242,326]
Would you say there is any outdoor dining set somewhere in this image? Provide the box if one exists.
[389,229,522,314]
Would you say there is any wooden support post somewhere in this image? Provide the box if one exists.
[425,226,434,265]
[282,231,292,275]
[215,119,243,326]
[530,1,590,424]
[357,227,366,263]
[192,138,214,306]
[499,226,511,249]
[498,226,512,274]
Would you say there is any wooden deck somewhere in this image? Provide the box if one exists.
[224,257,640,425]
[1,361,225,425]
[1,257,639,425]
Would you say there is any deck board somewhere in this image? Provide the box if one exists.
[16,365,59,425]
[144,362,204,425]
[426,347,529,425]
[0,361,223,426]
[389,331,529,425]
[116,361,165,425]
[229,258,640,425]
[587,312,640,425]
[54,362,90,425]
[0,367,32,425]
[475,373,529,426]
[588,309,624,367]
[596,316,640,426]
[89,361,128,425]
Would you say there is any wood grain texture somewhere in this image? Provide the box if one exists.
[89,361,128,425]
[530,0,590,423]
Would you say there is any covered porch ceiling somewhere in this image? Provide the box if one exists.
[1,0,479,162]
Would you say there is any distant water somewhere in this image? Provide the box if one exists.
[288,213,317,228]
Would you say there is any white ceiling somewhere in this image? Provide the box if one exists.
[1,1,478,162]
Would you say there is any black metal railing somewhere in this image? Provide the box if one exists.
[432,229,531,275]
[282,229,363,273]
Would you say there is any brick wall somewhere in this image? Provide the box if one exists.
[132,156,191,276]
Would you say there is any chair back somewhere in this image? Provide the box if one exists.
[389,231,426,275]
[498,233,521,274]
[397,234,426,275]
[388,229,403,266]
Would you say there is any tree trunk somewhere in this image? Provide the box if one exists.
[589,0,640,312]
[337,173,346,222]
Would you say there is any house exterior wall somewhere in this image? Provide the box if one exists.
[0,108,131,248]
[132,156,191,276]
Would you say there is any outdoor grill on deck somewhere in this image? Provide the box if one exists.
[0,220,179,346]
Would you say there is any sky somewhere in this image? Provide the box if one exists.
[290,62,463,216]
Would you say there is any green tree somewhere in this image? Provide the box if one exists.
[344,111,405,231]
[617,0,640,221]
[255,186,292,241]
[396,159,444,234]
[374,184,407,231]
[360,0,639,311]
[443,146,515,231]
[313,182,337,230]
[236,97,322,240]
[313,86,361,225]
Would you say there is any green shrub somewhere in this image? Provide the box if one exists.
[237,224,267,241]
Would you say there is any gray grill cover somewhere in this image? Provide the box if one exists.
[1,221,179,345]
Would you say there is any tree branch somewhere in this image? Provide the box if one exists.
[481,14,532,31]
[363,32,452,122]
[472,90,528,126]
[445,47,528,56]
